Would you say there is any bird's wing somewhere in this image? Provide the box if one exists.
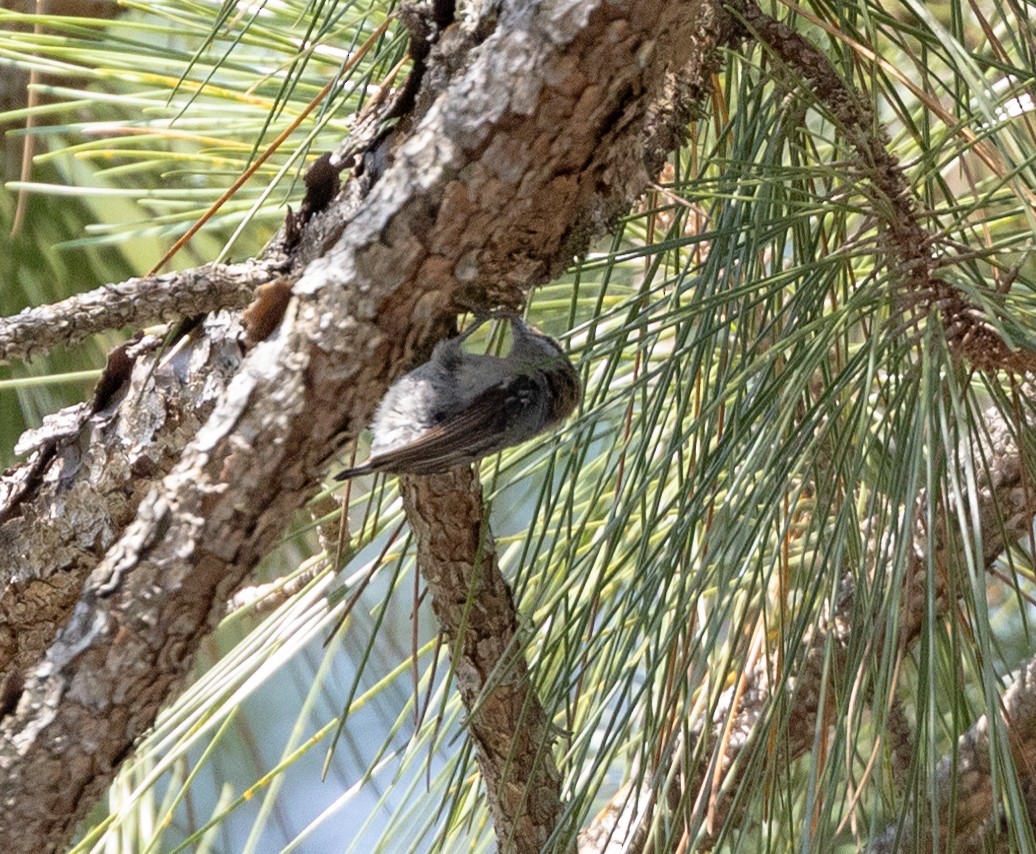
[335,374,543,479]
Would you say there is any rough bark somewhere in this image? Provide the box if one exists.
[400,469,568,854]
[0,262,273,365]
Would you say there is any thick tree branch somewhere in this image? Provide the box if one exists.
[0,321,245,685]
[0,2,729,851]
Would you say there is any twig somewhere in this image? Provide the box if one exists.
[0,261,273,364]
[737,1,1036,375]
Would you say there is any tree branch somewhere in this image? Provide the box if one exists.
[400,468,567,854]
[0,2,730,851]
[0,261,275,365]
[737,0,1036,375]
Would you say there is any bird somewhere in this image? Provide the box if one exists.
[334,314,581,479]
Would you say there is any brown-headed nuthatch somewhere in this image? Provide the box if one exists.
[334,315,580,479]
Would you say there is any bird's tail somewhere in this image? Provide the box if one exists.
[333,463,372,481]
